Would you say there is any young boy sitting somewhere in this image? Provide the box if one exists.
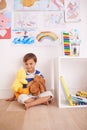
[6,53,53,110]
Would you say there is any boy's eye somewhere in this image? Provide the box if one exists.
[25,63,28,65]
[25,63,32,66]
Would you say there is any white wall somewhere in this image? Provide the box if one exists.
[0,0,87,99]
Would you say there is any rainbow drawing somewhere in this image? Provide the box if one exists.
[36,31,58,42]
[63,32,71,56]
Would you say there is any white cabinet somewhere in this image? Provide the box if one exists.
[55,57,87,108]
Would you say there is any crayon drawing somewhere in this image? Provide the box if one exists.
[12,29,35,44]
[62,29,81,56]
[43,11,64,27]
[0,0,7,10]
[0,0,11,10]
[0,11,11,39]
[65,0,80,22]
[36,31,60,46]
[14,0,64,11]
[14,12,38,30]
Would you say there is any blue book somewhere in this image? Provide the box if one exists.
[71,95,87,103]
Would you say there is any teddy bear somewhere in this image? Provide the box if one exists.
[27,75,46,96]
[12,68,29,98]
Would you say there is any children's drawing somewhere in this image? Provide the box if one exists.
[14,0,64,11]
[71,43,80,56]
[43,11,64,27]
[14,12,38,30]
[62,29,81,56]
[21,0,35,7]
[69,29,81,56]
[12,29,35,44]
[65,0,80,22]
[0,0,11,10]
[0,0,7,10]
[62,32,71,56]
[36,31,58,42]
[36,31,60,46]
[51,0,64,10]
[0,11,11,39]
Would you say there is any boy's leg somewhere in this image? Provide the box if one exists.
[17,94,35,104]
[24,98,35,103]
[25,96,51,110]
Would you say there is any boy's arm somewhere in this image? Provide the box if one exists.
[6,94,16,101]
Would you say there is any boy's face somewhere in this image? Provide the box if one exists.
[24,59,36,73]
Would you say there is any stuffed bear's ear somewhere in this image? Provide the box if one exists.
[34,75,45,85]
[39,76,45,86]
[39,83,46,93]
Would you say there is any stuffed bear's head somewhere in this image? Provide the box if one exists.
[27,75,46,96]
[34,75,45,87]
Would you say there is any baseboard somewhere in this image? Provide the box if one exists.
[0,89,13,99]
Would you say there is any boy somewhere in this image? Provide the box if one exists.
[6,53,53,110]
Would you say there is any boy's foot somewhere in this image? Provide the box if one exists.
[43,101,49,105]
[25,103,30,110]
[25,103,28,110]
[6,97,15,101]
[43,98,52,105]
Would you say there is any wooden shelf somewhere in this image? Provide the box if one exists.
[55,57,87,108]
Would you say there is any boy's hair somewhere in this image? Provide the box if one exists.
[23,53,37,63]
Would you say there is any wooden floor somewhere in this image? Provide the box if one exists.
[0,99,87,130]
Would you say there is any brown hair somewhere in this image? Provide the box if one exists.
[23,53,37,63]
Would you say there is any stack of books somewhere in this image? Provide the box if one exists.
[71,95,87,105]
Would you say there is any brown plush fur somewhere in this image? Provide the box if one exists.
[27,75,46,96]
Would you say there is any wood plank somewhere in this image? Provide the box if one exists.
[0,111,25,130]
[47,104,87,130]
[0,100,87,130]
[23,105,52,130]
[6,101,25,111]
